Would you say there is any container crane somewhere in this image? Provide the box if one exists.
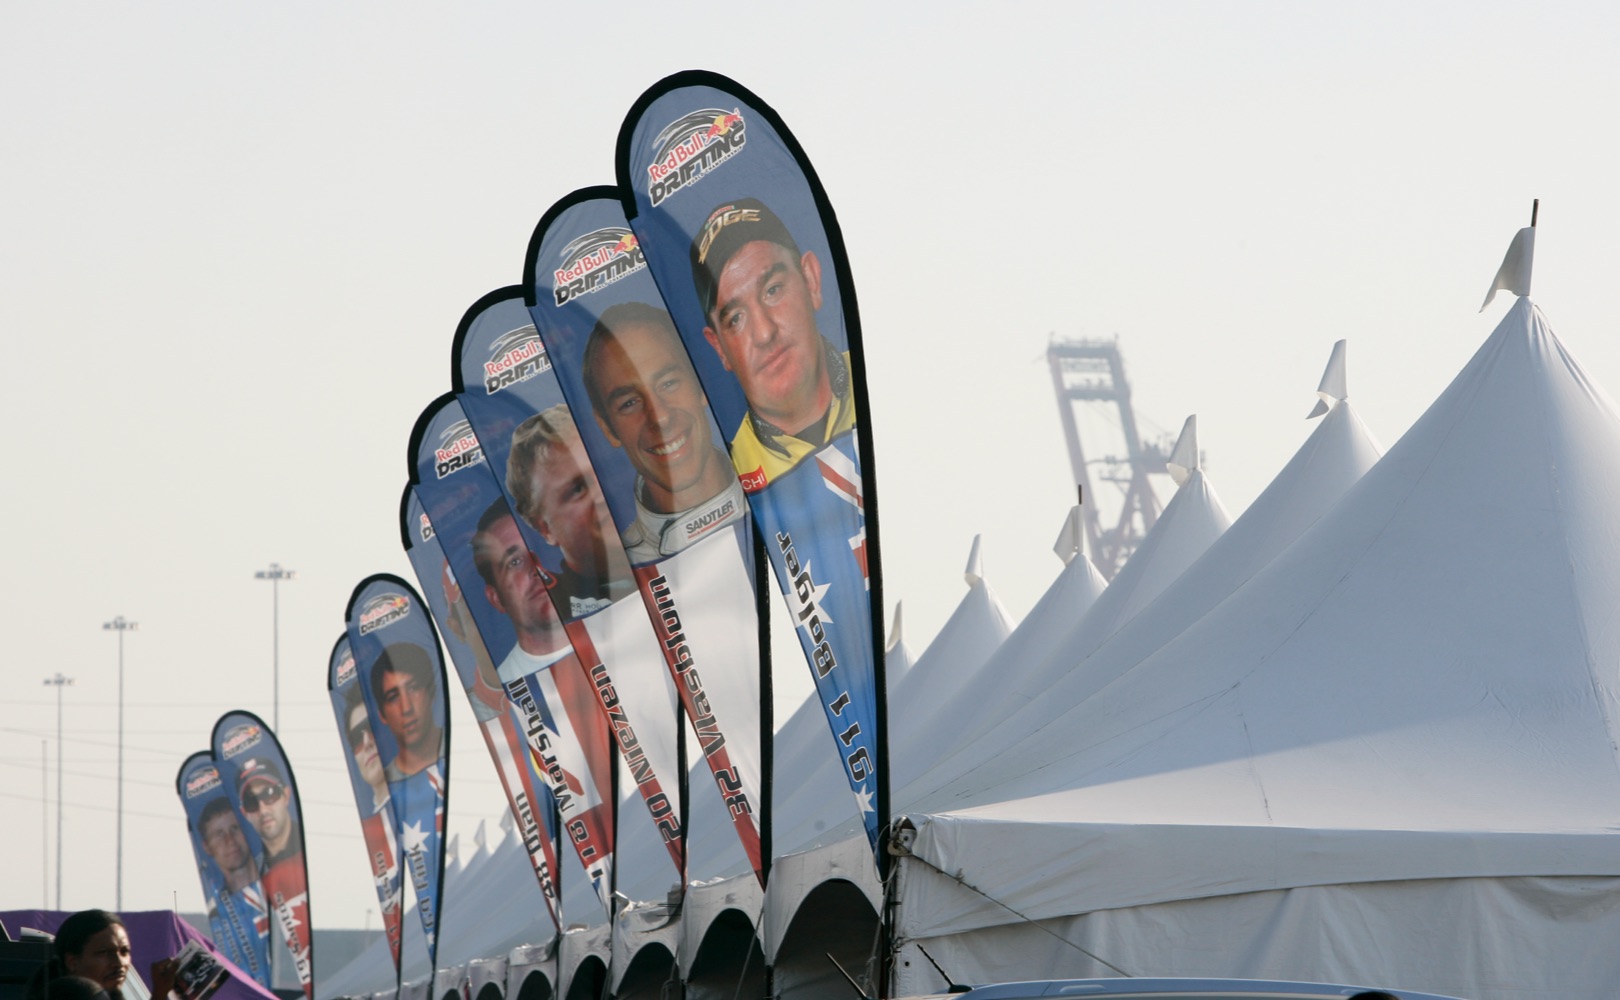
[1046,337,1176,580]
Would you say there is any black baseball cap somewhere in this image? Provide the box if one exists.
[689,197,801,319]
[235,757,286,797]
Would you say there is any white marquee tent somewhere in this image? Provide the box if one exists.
[888,297,1620,1000]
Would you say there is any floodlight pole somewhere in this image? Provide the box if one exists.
[254,563,295,732]
[40,741,47,907]
[102,616,136,911]
[43,672,73,908]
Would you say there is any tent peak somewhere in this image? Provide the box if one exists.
[887,601,905,652]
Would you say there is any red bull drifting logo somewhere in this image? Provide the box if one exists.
[184,765,222,799]
[645,109,745,207]
[220,723,263,760]
[358,593,410,635]
[483,326,550,394]
[435,420,483,479]
[335,649,357,687]
[553,228,646,306]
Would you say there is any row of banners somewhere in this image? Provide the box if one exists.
[175,71,887,994]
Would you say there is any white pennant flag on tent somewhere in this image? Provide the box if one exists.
[1053,504,1085,566]
[1308,340,1348,419]
[1480,212,1537,312]
[964,534,984,587]
[885,601,905,655]
[1166,415,1199,487]
[445,833,461,874]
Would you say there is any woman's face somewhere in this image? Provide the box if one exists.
[65,924,131,993]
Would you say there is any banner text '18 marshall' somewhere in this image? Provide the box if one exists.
[406,395,617,914]
[208,712,313,998]
[522,187,767,884]
[175,751,272,990]
[326,633,405,985]
[398,481,566,925]
[616,72,887,854]
[343,575,450,969]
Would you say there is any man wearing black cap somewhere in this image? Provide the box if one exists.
[691,197,857,490]
[237,758,302,868]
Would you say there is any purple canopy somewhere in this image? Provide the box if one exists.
[0,910,278,1000]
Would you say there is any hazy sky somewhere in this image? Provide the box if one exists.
[5,0,1620,937]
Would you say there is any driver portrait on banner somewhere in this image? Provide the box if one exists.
[580,301,745,563]
[339,685,402,949]
[506,405,635,619]
[236,758,302,870]
[690,197,857,493]
[470,499,575,682]
[194,796,269,975]
[198,797,261,895]
[370,643,446,781]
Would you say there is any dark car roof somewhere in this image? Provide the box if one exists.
[902,977,1467,1000]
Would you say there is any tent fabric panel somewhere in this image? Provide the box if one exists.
[555,925,609,1000]
[761,836,880,960]
[891,875,1620,1000]
[678,876,763,979]
[899,813,1620,937]
[609,902,679,994]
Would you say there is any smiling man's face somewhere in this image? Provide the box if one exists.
[591,319,727,512]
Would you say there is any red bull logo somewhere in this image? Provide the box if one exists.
[335,650,356,687]
[645,107,748,207]
[434,422,483,479]
[552,227,647,306]
[483,329,550,394]
[358,593,411,635]
[221,723,263,759]
[434,433,479,465]
[184,766,222,799]
[705,112,742,139]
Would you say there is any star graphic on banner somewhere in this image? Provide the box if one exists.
[402,819,429,854]
[791,563,834,631]
[853,784,874,815]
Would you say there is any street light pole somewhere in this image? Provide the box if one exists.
[102,616,135,911]
[254,564,295,731]
[43,672,73,909]
[40,741,47,907]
